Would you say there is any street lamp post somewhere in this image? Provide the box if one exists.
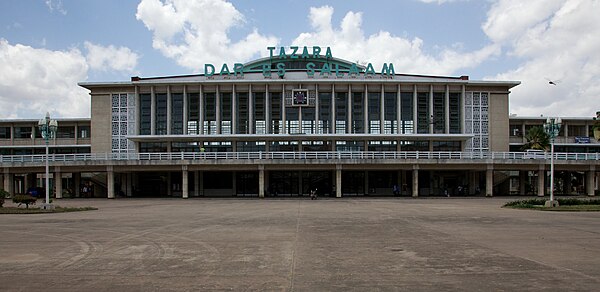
[38,112,58,210]
[543,117,561,207]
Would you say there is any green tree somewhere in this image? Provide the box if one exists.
[521,126,550,151]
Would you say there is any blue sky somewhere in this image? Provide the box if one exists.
[0,0,598,119]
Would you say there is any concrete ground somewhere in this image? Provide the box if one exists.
[0,197,599,291]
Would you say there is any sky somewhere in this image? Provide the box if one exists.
[0,0,598,119]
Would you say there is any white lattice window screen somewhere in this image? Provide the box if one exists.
[464,92,489,152]
[111,93,136,153]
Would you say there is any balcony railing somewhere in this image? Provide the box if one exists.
[1,151,600,163]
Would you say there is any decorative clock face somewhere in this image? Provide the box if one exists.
[293,90,307,105]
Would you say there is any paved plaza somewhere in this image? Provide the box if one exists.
[1,197,599,291]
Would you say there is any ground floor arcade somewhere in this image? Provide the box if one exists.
[3,166,597,199]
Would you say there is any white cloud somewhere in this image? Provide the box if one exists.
[0,40,140,119]
[485,0,600,117]
[136,0,278,71]
[84,42,139,73]
[292,6,499,76]
[45,0,67,15]
[0,39,89,119]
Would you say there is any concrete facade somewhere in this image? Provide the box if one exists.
[1,53,599,198]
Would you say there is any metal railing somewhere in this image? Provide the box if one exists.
[1,151,600,163]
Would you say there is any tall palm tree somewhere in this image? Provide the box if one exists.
[521,126,550,151]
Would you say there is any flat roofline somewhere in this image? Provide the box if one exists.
[79,74,520,89]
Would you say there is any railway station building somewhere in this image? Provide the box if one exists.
[1,47,599,198]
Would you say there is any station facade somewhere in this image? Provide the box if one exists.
[1,47,599,198]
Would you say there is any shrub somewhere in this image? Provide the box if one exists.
[12,195,37,209]
[503,198,545,208]
[504,198,600,208]
[0,188,9,208]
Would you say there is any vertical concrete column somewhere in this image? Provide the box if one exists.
[429,85,434,134]
[380,84,385,134]
[298,171,303,195]
[135,86,140,135]
[151,86,156,135]
[396,84,401,135]
[183,85,188,135]
[265,85,270,134]
[249,84,254,134]
[281,84,286,134]
[315,84,319,133]
[412,85,418,132]
[167,172,172,197]
[486,167,493,197]
[445,85,450,133]
[107,166,115,199]
[412,167,419,197]
[216,85,221,134]
[126,173,132,197]
[198,171,204,196]
[347,85,352,133]
[519,171,527,195]
[182,166,188,199]
[469,171,478,195]
[331,84,335,134]
[167,86,172,135]
[587,166,595,196]
[199,85,204,135]
[3,168,13,194]
[364,171,369,195]
[194,171,199,196]
[537,166,545,197]
[232,84,237,134]
[364,85,368,133]
[55,167,62,199]
[460,85,466,134]
[336,165,342,198]
[232,172,237,196]
[258,165,265,198]
[74,172,81,197]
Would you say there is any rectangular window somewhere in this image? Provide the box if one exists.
[15,126,33,139]
[140,93,151,135]
[384,92,397,134]
[400,92,413,134]
[270,92,282,134]
[416,92,429,134]
[301,107,315,134]
[171,93,184,135]
[285,106,299,134]
[220,92,232,134]
[352,92,364,133]
[187,93,200,135]
[433,92,445,134]
[318,92,331,134]
[335,92,347,134]
[155,93,167,135]
[0,127,11,139]
[204,92,216,135]
[237,92,249,134]
[368,92,380,134]
[56,126,75,138]
[254,92,265,134]
[449,92,461,134]
[78,125,90,138]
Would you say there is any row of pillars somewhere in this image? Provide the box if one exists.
[3,166,597,198]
